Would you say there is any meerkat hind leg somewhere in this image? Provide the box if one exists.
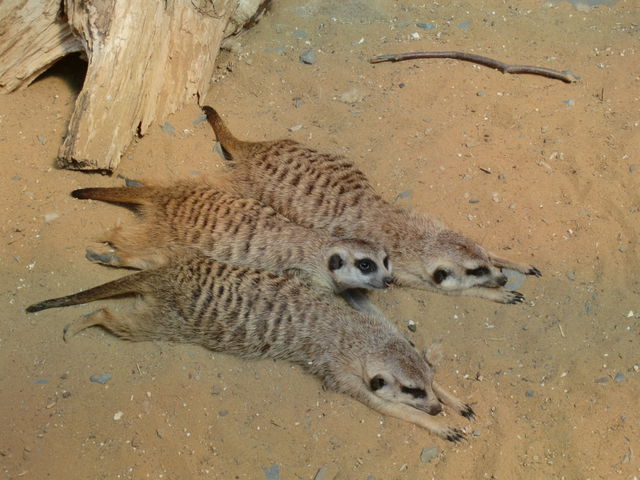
[64,307,156,343]
[85,248,167,270]
[489,252,541,277]
[432,381,475,420]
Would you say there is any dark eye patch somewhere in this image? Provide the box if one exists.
[370,375,386,391]
[433,269,449,284]
[401,386,426,398]
[356,258,377,274]
[383,256,389,270]
[466,266,490,277]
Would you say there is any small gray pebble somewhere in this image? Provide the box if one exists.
[584,301,593,315]
[34,379,48,384]
[614,373,626,382]
[218,409,229,417]
[37,135,47,145]
[264,47,285,55]
[629,164,637,173]
[563,69,581,80]
[566,271,576,281]
[476,91,486,97]
[90,374,112,384]
[457,20,471,30]
[263,464,280,480]
[562,99,575,107]
[416,22,436,30]
[192,113,207,126]
[211,385,223,395]
[292,29,307,39]
[299,49,316,65]
[420,446,440,463]
[397,189,412,199]
[472,429,481,437]
[407,319,416,332]
[314,468,330,480]
[213,142,229,160]
[594,376,609,383]
[161,122,176,135]
[525,389,535,397]
[469,198,480,204]
[123,177,145,188]
[12,175,21,181]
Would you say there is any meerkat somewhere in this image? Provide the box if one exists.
[203,106,541,305]
[26,251,474,442]
[71,180,392,309]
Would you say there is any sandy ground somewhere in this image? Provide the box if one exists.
[1,0,639,478]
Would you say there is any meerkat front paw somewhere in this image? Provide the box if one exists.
[503,290,525,304]
[527,266,542,277]
[460,404,476,421]
[440,426,467,443]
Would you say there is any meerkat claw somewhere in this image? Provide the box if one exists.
[505,291,525,304]
[444,427,467,443]
[527,266,542,277]
[461,404,476,421]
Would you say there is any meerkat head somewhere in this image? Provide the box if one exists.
[325,239,393,293]
[364,338,442,415]
[394,229,507,292]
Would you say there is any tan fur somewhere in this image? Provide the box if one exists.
[26,251,474,442]
[204,106,541,304]
[72,180,392,299]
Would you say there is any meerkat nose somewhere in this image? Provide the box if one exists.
[383,277,394,287]
[498,275,508,287]
[427,403,443,416]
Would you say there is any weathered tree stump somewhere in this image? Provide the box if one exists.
[0,0,268,171]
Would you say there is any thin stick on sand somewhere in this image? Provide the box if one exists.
[370,51,577,83]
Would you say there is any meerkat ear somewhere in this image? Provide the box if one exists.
[328,253,344,271]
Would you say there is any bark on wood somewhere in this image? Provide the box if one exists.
[0,0,83,93]
[0,0,267,172]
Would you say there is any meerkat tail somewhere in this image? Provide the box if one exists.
[202,106,247,160]
[71,187,154,206]
[25,272,150,313]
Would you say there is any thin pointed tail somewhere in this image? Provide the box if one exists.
[26,272,150,313]
[202,106,249,160]
[71,187,154,206]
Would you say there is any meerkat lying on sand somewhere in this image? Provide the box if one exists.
[26,251,474,442]
[72,180,392,307]
[203,106,541,305]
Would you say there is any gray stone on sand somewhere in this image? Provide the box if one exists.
[299,49,316,65]
[420,445,440,463]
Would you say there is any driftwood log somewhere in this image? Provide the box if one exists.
[0,0,269,171]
